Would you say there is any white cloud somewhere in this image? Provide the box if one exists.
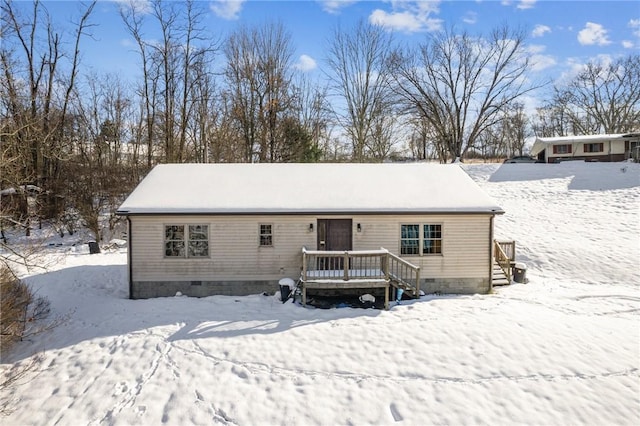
[462,11,477,25]
[526,45,557,72]
[532,24,551,38]
[622,40,634,49]
[319,0,357,14]
[369,1,443,33]
[557,54,613,85]
[501,0,512,5]
[115,0,151,14]
[210,0,245,20]
[629,19,640,37]
[577,22,611,46]
[517,0,536,10]
[295,55,317,72]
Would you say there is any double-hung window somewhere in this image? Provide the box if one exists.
[423,224,442,254]
[165,224,209,258]
[400,224,442,256]
[400,224,420,255]
[259,224,273,247]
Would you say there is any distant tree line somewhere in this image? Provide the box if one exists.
[1,0,639,238]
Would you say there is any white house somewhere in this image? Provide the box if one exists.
[116,163,506,303]
[531,133,640,163]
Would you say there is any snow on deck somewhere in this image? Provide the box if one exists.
[117,163,504,215]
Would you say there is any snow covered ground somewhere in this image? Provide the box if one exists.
[2,161,639,425]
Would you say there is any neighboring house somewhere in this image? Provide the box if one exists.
[116,163,505,303]
[531,133,640,163]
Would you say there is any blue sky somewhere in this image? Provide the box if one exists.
[22,0,640,103]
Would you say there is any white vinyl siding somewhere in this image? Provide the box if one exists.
[130,214,492,282]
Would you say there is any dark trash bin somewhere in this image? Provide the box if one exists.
[279,278,295,303]
[513,262,527,283]
[88,241,100,254]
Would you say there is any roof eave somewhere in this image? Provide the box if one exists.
[116,208,505,216]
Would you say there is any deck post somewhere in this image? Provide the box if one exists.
[302,285,307,306]
[302,249,307,281]
[343,251,349,280]
[384,284,389,310]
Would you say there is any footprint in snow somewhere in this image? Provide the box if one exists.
[390,403,403,422]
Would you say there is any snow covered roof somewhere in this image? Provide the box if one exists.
[117,163,504,215]
[531,133,640,156]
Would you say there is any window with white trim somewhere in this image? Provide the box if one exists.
[423,224,442,254]
[400,224,420,255]
[259,224,273,246]
[164,224,209,257]
[400,224,442,255]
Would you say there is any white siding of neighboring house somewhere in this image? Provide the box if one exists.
[129,214,492,285]
[547,139,627,160]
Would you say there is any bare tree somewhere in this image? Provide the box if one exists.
[389,25,540,162]
[500,102,529,156]
[326,20,395,162]
[120,1,157,169]
[224,22,296,162]
[552,54,640,135]
[290,75,331,161]
[1,0,96,223]
[532,102,572,138]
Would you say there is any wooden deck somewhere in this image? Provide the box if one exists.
[300,248,420,310]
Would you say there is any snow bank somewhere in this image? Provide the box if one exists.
[2,162,639,426]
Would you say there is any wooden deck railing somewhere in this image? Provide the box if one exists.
[302,248,389,281]
[494,240,515,282]
[301,247,421,305]
[386,251,421,297]
[495,240,516,262]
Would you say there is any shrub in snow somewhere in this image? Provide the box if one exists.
[0,265,54,415]
[0,266,51,352]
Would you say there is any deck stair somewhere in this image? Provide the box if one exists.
[492,261,511,286]
[493,240,516,287]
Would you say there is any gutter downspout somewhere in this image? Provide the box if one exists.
[127,216,133,299]
[489,215,494,293]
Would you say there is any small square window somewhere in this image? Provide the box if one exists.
[259,224,273,246]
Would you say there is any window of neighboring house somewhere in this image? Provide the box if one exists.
[165,224,209,258]
[401,224,442,255]
[259,224,273,246]
[400,224,420,255]
[552,144,572,154]
[423,224,442,254]
[583,143,603,153]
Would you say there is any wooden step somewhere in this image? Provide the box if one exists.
[492,278,511,286]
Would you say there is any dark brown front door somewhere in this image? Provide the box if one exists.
[317,219,352,251]
[317,219,352,270]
